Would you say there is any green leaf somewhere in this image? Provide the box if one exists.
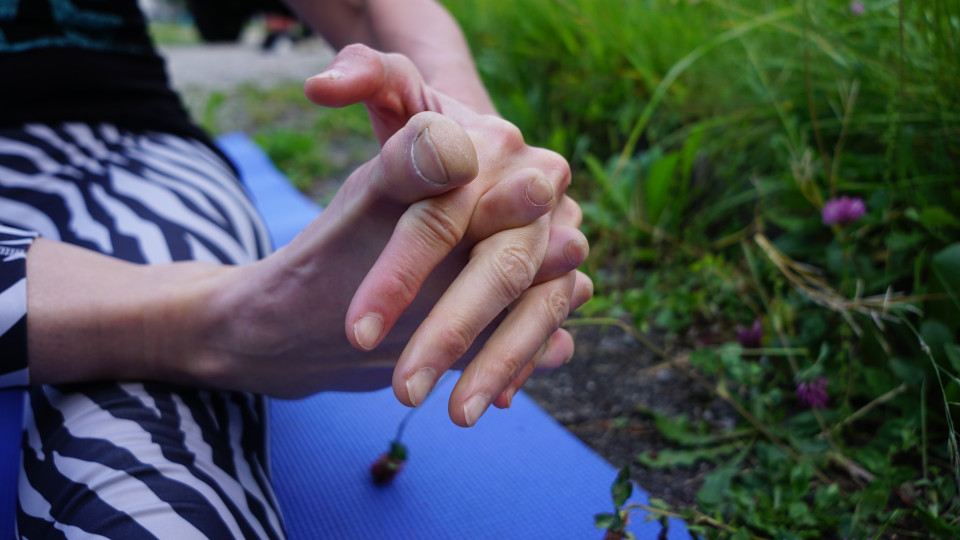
[388,441,408,461]
[649,411,698,445]
[932,244,960,314]
[594,512,619,530]
[584,153,628,218]
[648,497,671,511]
[640,406,750,447]
[643,152,680,225]
[696,444,754,510]
[612,465,633,509]
[637,443,739,468]
[787,500,811,524]
[920,206,960,230]
[851,447,890,477]
[864,366,896,396]
[885,230,925,252]
[946,343,960,375]
[789,462,813,496]
[889,357,925,387]
[921,319,954,363]
[855,479,891,521]
[679,127,705,189]
[813,483,841,513]
[690,348,719,375]
[916,503,960,537]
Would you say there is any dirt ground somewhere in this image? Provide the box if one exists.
[522,323,729,509]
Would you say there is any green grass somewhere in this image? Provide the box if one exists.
[441,0,960,537]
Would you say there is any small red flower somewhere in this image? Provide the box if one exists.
[370,441,407,485]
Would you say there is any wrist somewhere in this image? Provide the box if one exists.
[26,238,228,386]
[182,251,356,395]
[138,262,233,386]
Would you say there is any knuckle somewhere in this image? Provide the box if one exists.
[342,43,378,62]
[544,286,571,326]
[342,43,365,54]
[378,268,420,308]
[437,324,473,360]
[408,201,463,251]
[499,122,525,151]
[384,51,418,74]
[536,148,572,190]
[496,345,530,380]
[476,115,525,152]
[490,245,538,301]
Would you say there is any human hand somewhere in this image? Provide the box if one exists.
[198,109,578,391]
[302,45,593,426]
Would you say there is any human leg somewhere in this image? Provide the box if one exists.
[0,123,282,538]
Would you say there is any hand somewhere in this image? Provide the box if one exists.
[24,50,591,429]
[303,45,593,426]
[25,110,568,404]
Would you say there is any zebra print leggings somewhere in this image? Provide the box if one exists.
[0,123,287,539]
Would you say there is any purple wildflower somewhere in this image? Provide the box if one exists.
[821,196,866,225]
[797,377,829,409]
[850,1,865,15]
[736,318,763,349]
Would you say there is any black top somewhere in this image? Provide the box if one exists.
[0,0,207,142]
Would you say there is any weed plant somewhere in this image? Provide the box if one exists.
[443,0,960,537]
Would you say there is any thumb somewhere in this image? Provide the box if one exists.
[359,111,478,205]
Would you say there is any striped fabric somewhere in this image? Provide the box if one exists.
[0,123,285,538]
[0,225,35,387]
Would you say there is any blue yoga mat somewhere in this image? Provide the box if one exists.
[270,376,688,539]
[0,390,22,537]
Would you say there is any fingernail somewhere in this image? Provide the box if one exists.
[524,177,553,207]
[463,393,491,427]
[354,313,383,350]
[308,69,344,81]
[564,240,589,267]
[405,367,436,407]
[503,387,517,409]
[412,127,449,186]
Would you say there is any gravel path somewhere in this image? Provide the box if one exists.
[160,39,334,92]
